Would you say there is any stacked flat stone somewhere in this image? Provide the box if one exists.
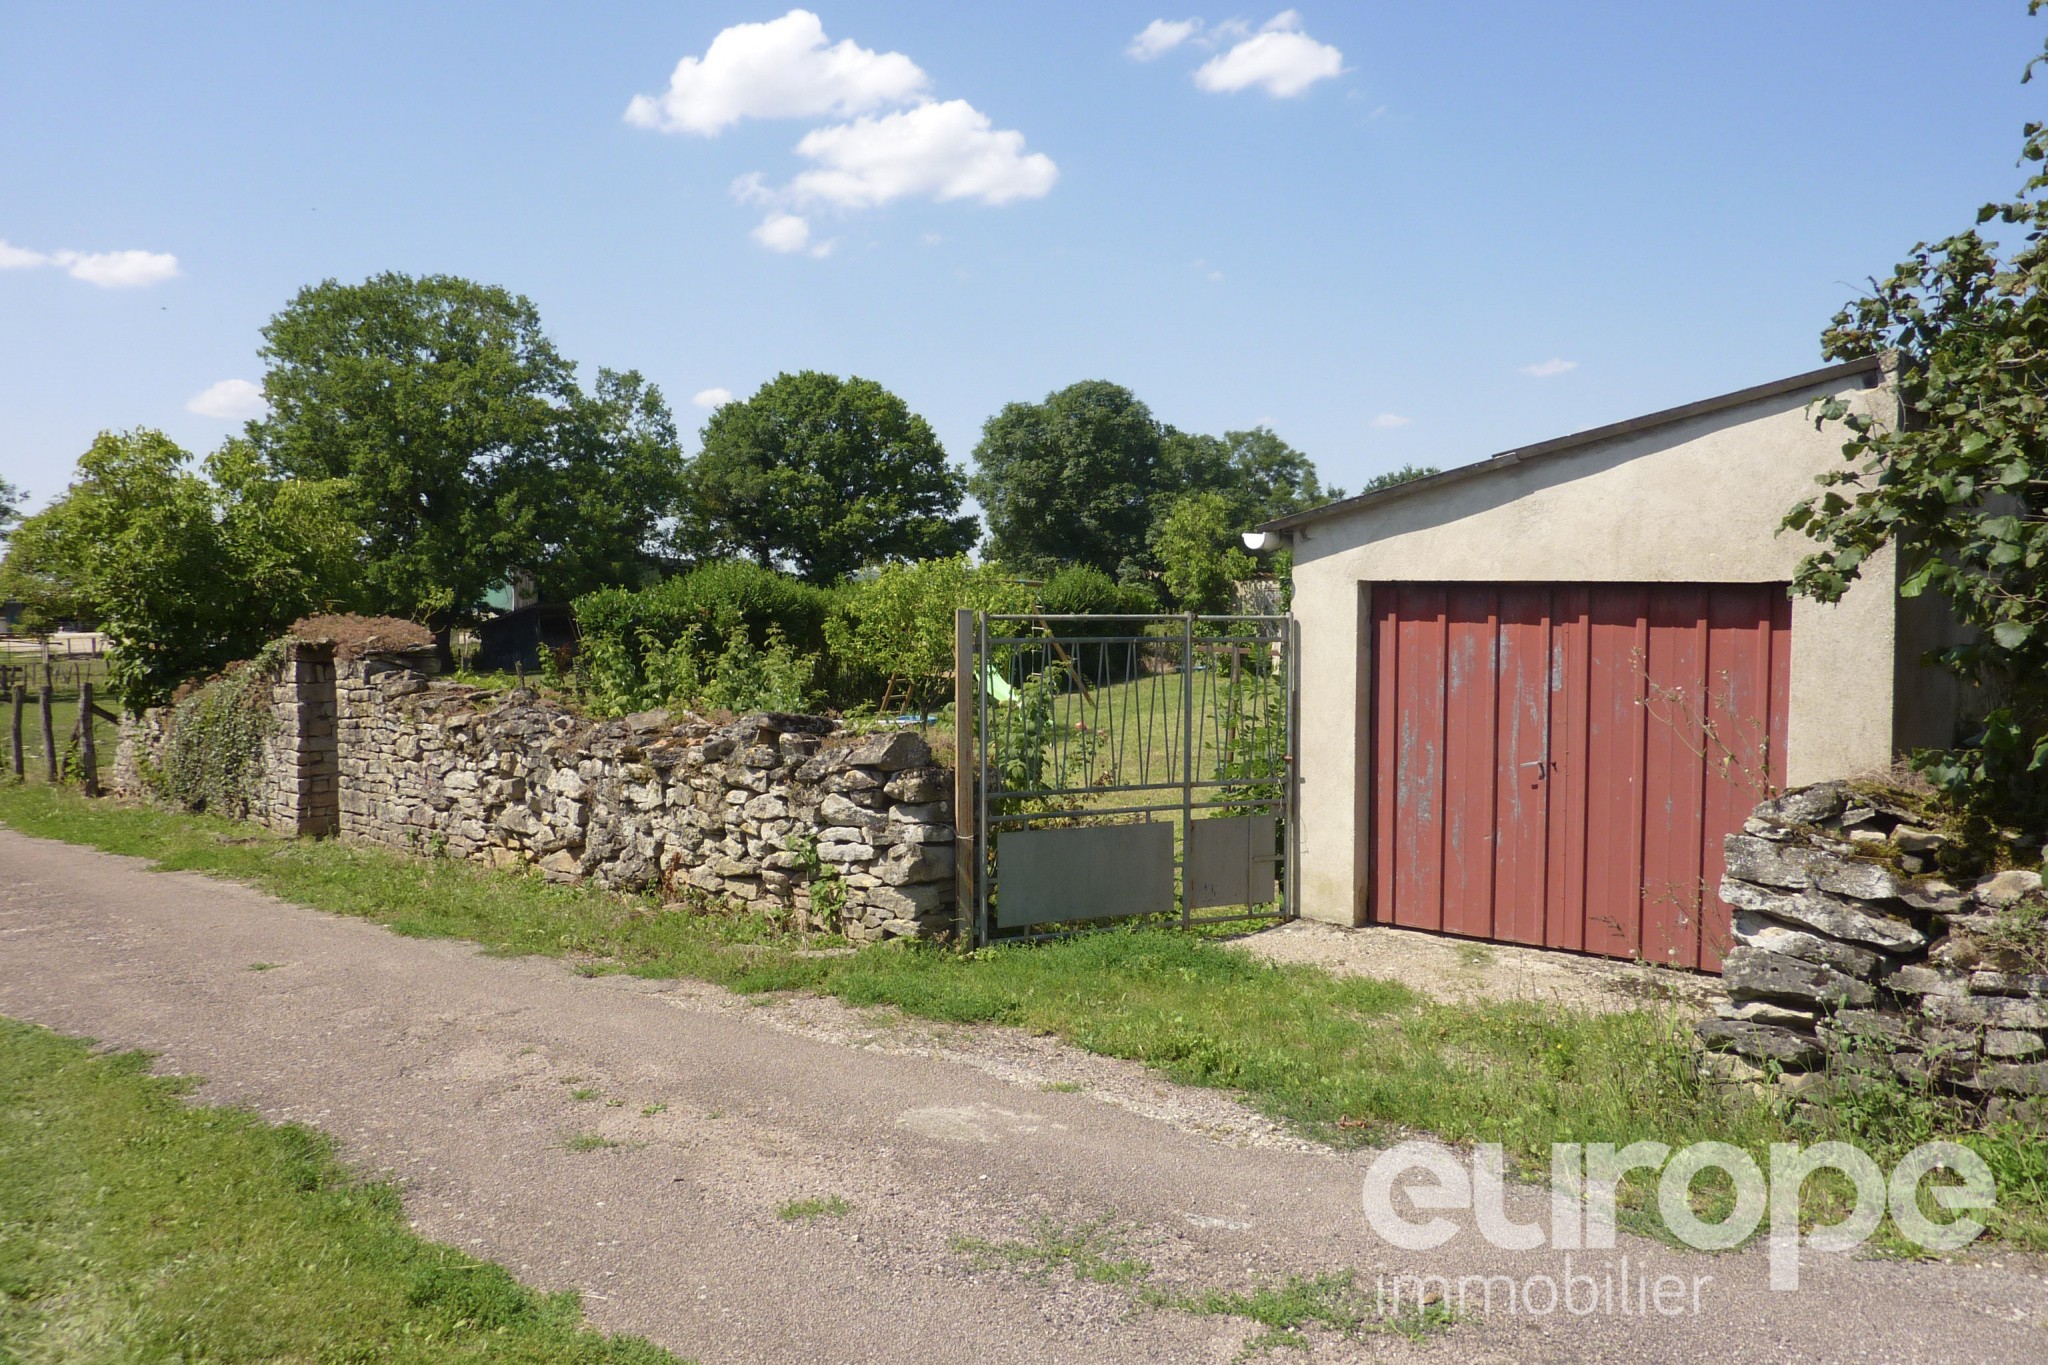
[330,652,955,943]
[116,644,959,943]
[1697,782,2046,1121]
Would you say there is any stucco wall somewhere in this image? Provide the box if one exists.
[1286,370,1933,927]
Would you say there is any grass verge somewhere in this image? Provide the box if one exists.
[3,782,2043,1251]
[0,1017,683,1363]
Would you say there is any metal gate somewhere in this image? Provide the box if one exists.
[953,611,1298,946]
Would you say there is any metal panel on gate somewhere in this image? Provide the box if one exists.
[995,823,1175,929]
[1185,815,1278,910]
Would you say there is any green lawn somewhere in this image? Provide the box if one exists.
[1,782,2042,1253]
[0,1017,683,1363]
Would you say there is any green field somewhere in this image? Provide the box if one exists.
[2,653,119,786]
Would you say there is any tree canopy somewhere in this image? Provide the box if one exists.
[247,272,681,627]
[970,381,1341,582]
[970,381,1166,579]
[1785,16,2048,820]
[681,370,976,584]
[0,430,364,708]
[0,477,22,544]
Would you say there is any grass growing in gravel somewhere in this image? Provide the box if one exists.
[5,783,2045,1249]
[952,1217,1453,1355]
[777,1196,852,1222]
[0,1017,682,1363]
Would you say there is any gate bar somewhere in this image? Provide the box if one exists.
[953,608,976,947]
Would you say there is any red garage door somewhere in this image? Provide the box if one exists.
[1368,583,1790,971]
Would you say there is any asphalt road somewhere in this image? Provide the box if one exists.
[1,826,2043,1363]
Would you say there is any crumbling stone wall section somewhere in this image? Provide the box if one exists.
[1697,782,2045,1122]
[112,639,338,836]
[333,652,954,942]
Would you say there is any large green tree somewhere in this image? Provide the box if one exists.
[1785,14,2048,820]
[247,272,681,629]
[681,371,976,583]
[1159,425,1342,527]
[970,380,1165,578]
[0,430,364,708]
[0,477,23,543]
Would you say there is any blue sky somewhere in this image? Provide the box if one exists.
[3,3,2043,516]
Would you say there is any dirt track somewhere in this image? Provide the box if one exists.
[1,826,2042,1363]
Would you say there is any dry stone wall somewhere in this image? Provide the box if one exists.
[112,639,338,837]
[116,644,957,942]
[1697,782,2046,1122]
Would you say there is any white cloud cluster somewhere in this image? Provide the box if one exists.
[628,10,1055,255]
[787,101,1057,211]
[1128,10,1344,98]
[1521,357,1579,378]
[624,10,926,136]
[186,379,267,420]
[1371,413,1411,429]
[0,238,180,288]
[692,387,735,409]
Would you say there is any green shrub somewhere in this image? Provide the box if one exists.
[576,624,817,717]
[574,561,838,712]
[827,556,1036,715]
[574,561,836,662]
[1038,564,1157,619]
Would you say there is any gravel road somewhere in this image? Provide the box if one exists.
[1,826,2042,1363]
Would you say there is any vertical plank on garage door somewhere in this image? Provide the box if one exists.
[1582,586,1650,959]
[1372,590,1401,928]
[1442,585,1500,938]
[1390,585,1450,930]
[1544,587,1593,952]
[1493,587,1552,946]
[1699,585,1775,971]
[1769,591,1793,793]
[1640,588,1711,970]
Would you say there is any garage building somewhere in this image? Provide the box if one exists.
[1264,356,1964,971]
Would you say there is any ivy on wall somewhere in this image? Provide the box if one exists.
[145,641,283,819]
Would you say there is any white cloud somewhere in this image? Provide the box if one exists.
[51,248,180,288]
[186,378,267,420]
[1194,11,1344,98]
[632,13,1054,254]
[0,238,179,287]
[1371,413,1411,429]
[785,99,1057,210]
[692,387,735,409]
[749,211,836,257]
[1521,357,1579,378]
[753,211,814,253]
[625,9,928,136]
[1128,19,1201,61]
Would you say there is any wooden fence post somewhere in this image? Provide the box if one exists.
[78,681,99,797]
[9,685,22,779]
[38,679,55,782]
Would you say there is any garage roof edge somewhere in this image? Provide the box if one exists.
[1258,355,1885,535]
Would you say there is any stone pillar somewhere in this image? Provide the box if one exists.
[270,639,339,836]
